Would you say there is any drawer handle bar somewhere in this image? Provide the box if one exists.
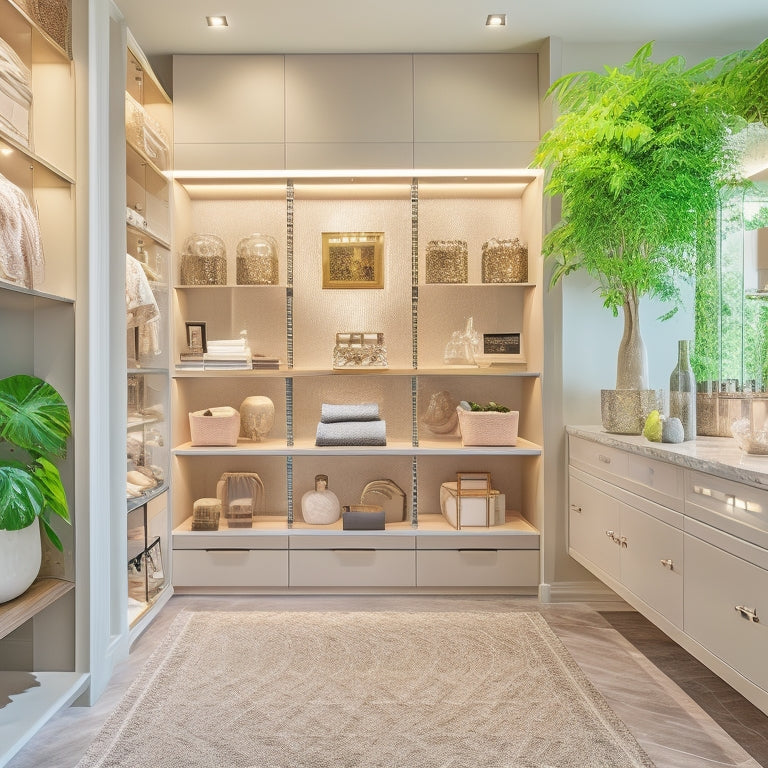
[332,548,377,552]
[598,454,611,464]
[457,548,499,553]
[660,558,674,570]
[734,605,759,623]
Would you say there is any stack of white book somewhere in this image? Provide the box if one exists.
[204,338,252,370]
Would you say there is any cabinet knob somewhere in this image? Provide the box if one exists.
[605,530,619,543]
[734,605,759,623]
[619,536,628,548]
[598,454,611,464]
[570,503,582,513]
[660,558,674,570]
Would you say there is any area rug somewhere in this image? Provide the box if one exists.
[77,611,655,768]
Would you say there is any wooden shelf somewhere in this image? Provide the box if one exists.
[173,367,539,379]
[0,579,74,641]
[0,671,89,766]
[173,437,542,456]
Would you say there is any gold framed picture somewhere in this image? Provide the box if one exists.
[322,231,384,289]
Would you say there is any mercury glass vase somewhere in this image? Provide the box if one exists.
[669,340,696,441]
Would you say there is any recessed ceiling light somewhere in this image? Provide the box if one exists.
[206,15,229,28]
[486,13,506,27]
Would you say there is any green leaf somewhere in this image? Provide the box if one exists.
[31,457,70,523]
[0,375,71,460]
[0,462,45,530]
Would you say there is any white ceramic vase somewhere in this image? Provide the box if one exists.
[301,475,341,524]
[0,519,42,604]
[239,396,275,441]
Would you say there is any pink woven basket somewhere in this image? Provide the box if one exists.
[189,406,241,446]
[456,408,519,446]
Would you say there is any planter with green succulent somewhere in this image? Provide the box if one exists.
[534,39,768,433]
[0,374,72,603]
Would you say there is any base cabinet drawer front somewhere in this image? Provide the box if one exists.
[686,471,768,551]
[620,505,684,627]
[174,549,289,587]
[685,534,768,690]
[569,437,629,480]
[289,550,416,587]
[416,549,539,587]
[568,474,621,580]
[626,455,683,512]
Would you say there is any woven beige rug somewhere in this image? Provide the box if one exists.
[77,611,655,768]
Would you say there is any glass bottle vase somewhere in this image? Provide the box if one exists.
[669,340,696,440]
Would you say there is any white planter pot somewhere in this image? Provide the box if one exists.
[0,519,42,604]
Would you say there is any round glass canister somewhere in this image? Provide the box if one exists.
[239,396,275,441]
[180,233,227,285]
[236,233,279,285]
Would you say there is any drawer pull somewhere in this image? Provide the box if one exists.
[619,536,628,548]
[598,454,611,464]
[332,548,376,552]
[458,548,499,553]
[605,530,619,544]
[570,504,582,513]
[734,605,760,623]
[660,558,674,570]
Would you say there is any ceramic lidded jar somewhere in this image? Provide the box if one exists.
[236,233,279,285]
[301,474,341,525]
[239,396,275,441]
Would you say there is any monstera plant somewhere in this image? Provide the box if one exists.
[0,374,71,603]
[534,39,768,430]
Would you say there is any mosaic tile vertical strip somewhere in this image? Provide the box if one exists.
[285,376,294,448]
[286,180,294,369]
[286,454,294,525]
[411,455,418,527]
[411,179,419,372]
[411,375,418,448]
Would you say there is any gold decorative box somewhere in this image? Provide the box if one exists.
[481,237,528,283]
[425,240,468,284]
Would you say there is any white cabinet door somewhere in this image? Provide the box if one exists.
[620,505,684,627]
[685,533,768,691]
[568,473,621,580]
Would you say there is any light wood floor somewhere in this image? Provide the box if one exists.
[5,594,768,768]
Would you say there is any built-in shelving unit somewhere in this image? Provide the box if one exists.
[169,168,544,592]
[0,2,88,762]
[123,40,173,632]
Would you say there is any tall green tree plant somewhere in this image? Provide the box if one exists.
[534,41,765,392]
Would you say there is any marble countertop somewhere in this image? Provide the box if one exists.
[566,425,768,489]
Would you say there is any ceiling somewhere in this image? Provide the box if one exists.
[116,0,767,57]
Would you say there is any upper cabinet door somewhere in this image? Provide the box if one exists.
[413,54,539,144]
[173,54,285,170]
[285,54,413,144]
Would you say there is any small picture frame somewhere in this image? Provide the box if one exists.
[322,232,384,289]
[477,332,525,364]
[185,321,207,352]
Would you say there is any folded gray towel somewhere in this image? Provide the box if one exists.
[315,420,387,446]
[321,403,380,423]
